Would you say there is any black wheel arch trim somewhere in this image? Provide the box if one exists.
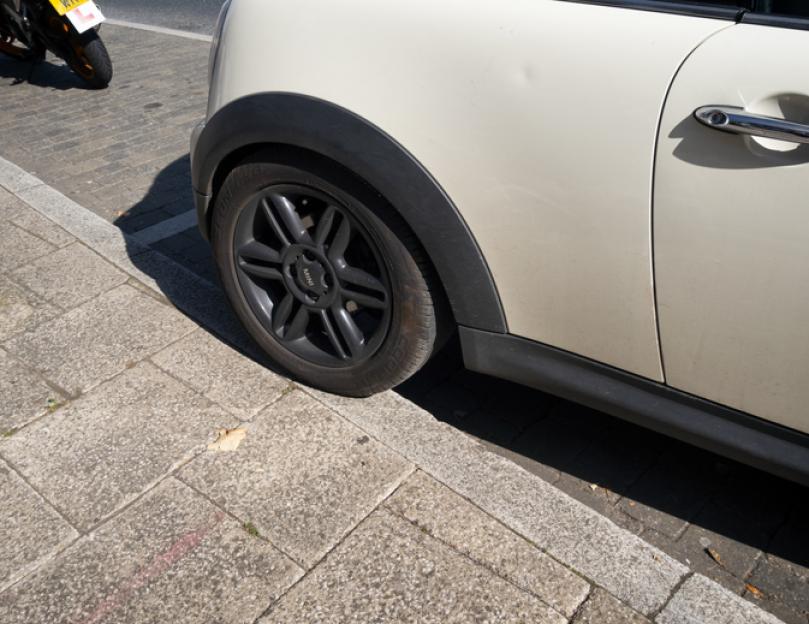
[192,92,507,334]
[460,327,809,487]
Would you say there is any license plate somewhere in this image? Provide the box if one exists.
[65,0,105,34]
[48,0,89,17]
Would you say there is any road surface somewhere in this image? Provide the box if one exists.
[102,0,225,34]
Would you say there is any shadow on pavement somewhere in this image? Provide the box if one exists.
[0,55,88,90]
[116,156,809,618]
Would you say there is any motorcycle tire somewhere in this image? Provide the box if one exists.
[67,30,112,89]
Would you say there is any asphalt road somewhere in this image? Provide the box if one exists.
[101,0,225,34]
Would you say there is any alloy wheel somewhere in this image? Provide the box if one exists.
[233,184,392,367]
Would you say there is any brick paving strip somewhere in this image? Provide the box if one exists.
[0,149,785,622]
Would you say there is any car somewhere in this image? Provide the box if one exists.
[190,0,809,485]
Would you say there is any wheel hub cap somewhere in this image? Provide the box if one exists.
[282,245,335,307]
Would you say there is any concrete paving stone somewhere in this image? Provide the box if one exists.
[747,555,809,617]
[261,508,565,624]
[179,390,412,568]
[766,505,809,579]
[509,402,608,476]
[3,284,196,395]
[483,442,563,486]
[0,221,55,273]
[14,183,152,261]
[3,191,74,248]
[386,470,590,617]
[11,243,128,310]
[618,445,719,539]
[152,329,289,420]
[554,473,646,536]
[0,478,302,624]
[0,459,78,592]
[640,528,747,597]
[0,156,41,193]
[657,574,784,624]
[573,588,650,624]
[0,347,64,434]
[0,362,231,531]
[677,519,764,581]
[0,274,59,341]
[561,420,665,506]
[310,388,688,615]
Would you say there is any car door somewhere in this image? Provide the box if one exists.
[655,5,809,433]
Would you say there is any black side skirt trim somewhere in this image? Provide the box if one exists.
[459,327,809,486]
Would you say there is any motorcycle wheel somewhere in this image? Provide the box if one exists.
[67,30,112,89]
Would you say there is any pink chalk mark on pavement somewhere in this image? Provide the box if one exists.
[77,511,226,624]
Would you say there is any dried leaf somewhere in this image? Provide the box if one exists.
[745,583,765,599]
[706,547,723,566]
[208,428,246,452]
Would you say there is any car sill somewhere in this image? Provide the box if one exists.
[459,327,809,486]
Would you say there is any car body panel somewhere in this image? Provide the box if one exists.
[210,0,730,381]
[655,24,809,434]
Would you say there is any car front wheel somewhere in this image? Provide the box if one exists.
[211,152,442,396]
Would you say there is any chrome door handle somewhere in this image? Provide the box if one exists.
[694,106,809,145]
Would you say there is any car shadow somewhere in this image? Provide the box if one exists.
[116,155,809,596]
[0,54,89,90]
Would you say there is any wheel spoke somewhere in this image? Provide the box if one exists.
[327,215,351,263]
[285,305,310,341]
[314,205,337,247]
[342,288,388,310]
[319,310,348,359]
[332,305,365,357]
[238,259,283,281]
[269,193,313,244]
[238,239,282,265]
[260,198,291,248]
[272,293,294,334]
[338,265,386,294]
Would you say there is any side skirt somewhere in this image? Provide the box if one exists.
[459,327,809,486]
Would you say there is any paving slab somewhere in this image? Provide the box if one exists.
[657,574,784,624]
[310,388,688,615]
[386,470,590,618]
[11,243,128,310]
[152,328,289,420]
[747,556,809,623]
[0,347,63,434]
[573,588,650,624]
[0,275,59,341]
[261,508,565,624]
[0,221,54,273]
[3,191,74,248]
[179,390,413,567]
[0,362,232,531]
[0,477,302,624]
[0,460,78,592]
[3,284,196,395]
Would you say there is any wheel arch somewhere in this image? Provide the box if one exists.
[192,92,507,333]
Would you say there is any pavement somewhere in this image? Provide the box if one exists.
[0,21,807,624]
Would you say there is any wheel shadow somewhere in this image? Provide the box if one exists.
[119,155,809,618]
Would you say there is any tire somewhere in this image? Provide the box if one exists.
[211,151,442,396]
[67,30,112,89]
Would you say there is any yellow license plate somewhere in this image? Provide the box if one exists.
[48,0,89,17]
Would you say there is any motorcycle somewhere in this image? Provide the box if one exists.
[0,0,111,88]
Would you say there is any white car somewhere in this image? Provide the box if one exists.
[191,0,809,485]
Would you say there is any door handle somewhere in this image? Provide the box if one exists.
[694,105,809,145]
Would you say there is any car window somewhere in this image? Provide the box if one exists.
[755,1,809,18]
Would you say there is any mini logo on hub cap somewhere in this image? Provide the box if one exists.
[295,255,327,297]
